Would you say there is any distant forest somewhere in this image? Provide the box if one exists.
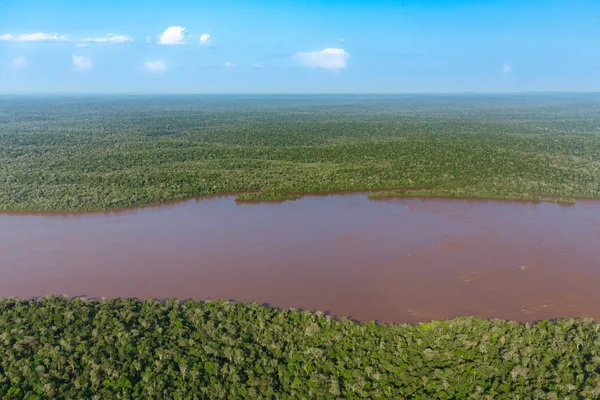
[1,94,599,211]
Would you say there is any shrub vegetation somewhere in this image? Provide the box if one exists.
[234,192,301,202]
[368,188,578,204]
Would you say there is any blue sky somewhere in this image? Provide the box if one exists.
[0,0,598,93]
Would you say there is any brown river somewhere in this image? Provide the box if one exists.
[1,194,599,324]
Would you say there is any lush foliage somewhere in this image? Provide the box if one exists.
[235,192,301,202]
[368,188,578,204]
[1,297,600,399]
[1,94,599,211]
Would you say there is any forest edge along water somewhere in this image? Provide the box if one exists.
[0,186,581,216]
[1,192,599,324]
[3,95,600,212]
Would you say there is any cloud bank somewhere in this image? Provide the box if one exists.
[83,34,133,43]
[0,32,69,41]
[294,48,350,70]
[1,32,132,44]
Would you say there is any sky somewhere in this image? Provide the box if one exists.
[0,0,599,93]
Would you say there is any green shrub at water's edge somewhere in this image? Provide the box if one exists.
[368,188,578,204]
[1,297,600,399]
[234,192,302,202]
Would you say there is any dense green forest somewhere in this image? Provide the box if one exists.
[367,187,577,204]
[0,297,599,399]
[1,94,599,211]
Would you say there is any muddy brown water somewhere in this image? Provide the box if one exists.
[1,194,599,324]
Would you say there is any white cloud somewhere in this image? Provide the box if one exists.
[223,61,235,68]
[294,48,350,70]
[75,43,88,48]
[145,36,151,43]
[158,26,186,45]
[82,34,132,43]
[1,32,132,44]
[503,63,512,73]
[249,63,264,69]
[72,55,92,70]
[339,38,345,43]
[0,32,69,41]
[11,57,27,68]
[199,33,211,44]
[145,60,166,72]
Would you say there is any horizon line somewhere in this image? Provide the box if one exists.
[2,91,600,96]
